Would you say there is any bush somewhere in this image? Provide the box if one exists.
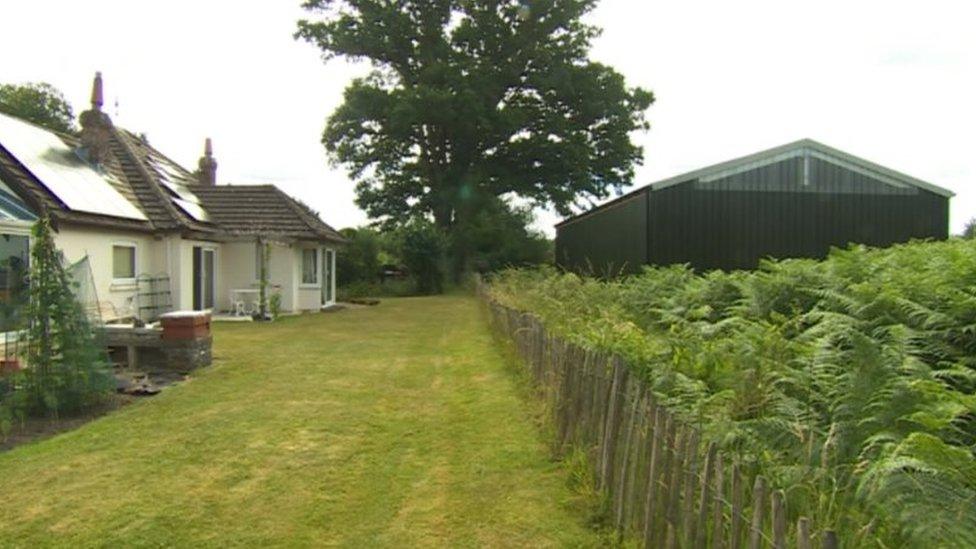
[336,227,383,285]
[337,279,416,301]
[396,221,448,295]
[453,198,552,273]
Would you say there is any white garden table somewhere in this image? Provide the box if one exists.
[230,289,261,316]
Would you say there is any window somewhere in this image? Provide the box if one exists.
[112,244,136,281]
[0,233,29,330]
[301,248,318,285]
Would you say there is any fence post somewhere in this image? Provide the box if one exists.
[643,405,663,546]
[712,452,725,549]
[771,490,786,549]
[664,426,689,549]
[600,357,628,492]
[797,517,812,549]
[681,429,701,547]
[693,442,718,549]
[731,463,744,549]
[748,476,767,549]
[644,406,674,547]
[615,381,641,533]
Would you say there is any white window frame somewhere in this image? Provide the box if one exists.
[300,247,320,287]
[111,241,137,285]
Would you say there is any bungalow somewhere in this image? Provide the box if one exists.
[0,73,344,323]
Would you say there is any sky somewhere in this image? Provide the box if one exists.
[1,0,973,236]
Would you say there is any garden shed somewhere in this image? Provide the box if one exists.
[556,139,953,273]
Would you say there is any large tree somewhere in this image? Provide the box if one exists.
[297,0,653,233]
[0,82,75,134]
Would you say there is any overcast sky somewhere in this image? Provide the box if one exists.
[1,1,973,235]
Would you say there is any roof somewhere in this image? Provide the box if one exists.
[192,185,345,242]
[556,139,955,228]
[0,118,154,233]
[0,110,209,233]
[110,129,214,233]
[0,110,341,243]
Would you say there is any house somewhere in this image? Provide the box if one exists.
[0,73,344,322]
[556,139,953,274]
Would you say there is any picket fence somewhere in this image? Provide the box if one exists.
[484,296,841,549]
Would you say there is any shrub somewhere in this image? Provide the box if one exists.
[396,221,448,295]
[269,291,282,320]
[336,227,383,285]
[337,279,415,301]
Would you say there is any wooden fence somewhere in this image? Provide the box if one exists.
[484,297,840,548]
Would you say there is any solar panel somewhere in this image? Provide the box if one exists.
[173,197,210,222]
[144,153,210,222]
[0,112,147,221]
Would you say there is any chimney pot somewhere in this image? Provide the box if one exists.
[197,137,218,186]
[79,72,113,166]
[91,71,104,109]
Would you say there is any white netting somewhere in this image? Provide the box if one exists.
[67,255,102,326]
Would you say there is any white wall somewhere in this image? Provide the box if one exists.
[53,228,327,316]
[216,240,299,313]
[55,225,161,316]
[218,241,257,311]
[174,238,221,311]
[294,244,338,311]
[269,242,297,313]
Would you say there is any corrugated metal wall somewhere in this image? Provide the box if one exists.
[557,157,950,273]
[555,193,647,276]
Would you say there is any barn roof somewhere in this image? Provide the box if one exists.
[557,139,954,228]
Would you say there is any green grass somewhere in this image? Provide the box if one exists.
[0,295,602,547]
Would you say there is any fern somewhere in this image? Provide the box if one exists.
[489,238,976,545]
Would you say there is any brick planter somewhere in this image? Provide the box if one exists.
[160,311,211,340]
[104,311,213,372]
[0,358,21,375]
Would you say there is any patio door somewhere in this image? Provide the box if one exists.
[192,246,216,311]
[322,248,335,306]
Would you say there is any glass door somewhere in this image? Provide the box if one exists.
[322,248,335,305]
[193,247,216,310]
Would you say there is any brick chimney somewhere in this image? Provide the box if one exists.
[197,138,217,186]
[78,72,114,166]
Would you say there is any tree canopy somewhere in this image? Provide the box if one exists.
[0,82,75,134]
[296,0,653,231]
[962,217,976,239]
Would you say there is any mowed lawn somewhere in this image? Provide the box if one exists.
[0,295,600,547]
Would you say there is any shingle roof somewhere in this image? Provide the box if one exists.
[192,185,345,242]
[110,129,214,233]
